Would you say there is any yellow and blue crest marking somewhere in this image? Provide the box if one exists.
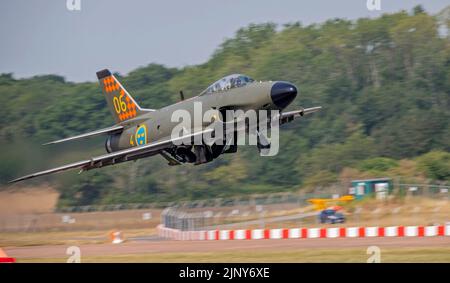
[135,124,147,146]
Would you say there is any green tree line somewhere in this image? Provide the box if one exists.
[0,6,449,206]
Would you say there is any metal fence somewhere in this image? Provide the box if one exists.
[396,183,449,199]
[158,180,449,230]
[2,181,448,233]
[160,208,206,231]
[55,180,449,213]
[56,191,313,213]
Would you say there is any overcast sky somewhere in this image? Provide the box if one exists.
[0,0,448,82]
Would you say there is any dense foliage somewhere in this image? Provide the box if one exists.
[1,7,449,206]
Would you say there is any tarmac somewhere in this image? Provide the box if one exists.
[5,236,450,260]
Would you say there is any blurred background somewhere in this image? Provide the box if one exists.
[0,1,449,249]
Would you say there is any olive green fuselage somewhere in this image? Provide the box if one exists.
[108,81,277,152]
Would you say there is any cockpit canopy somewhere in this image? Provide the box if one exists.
[201,74,255,95]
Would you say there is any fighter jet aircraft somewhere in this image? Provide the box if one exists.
[9,70,321,183]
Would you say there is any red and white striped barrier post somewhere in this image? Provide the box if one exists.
[157,224,450,240]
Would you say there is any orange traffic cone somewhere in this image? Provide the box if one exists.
[109,230,125,244]
[0,248,15,263]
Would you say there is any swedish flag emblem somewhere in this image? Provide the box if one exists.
[135,125,147,146]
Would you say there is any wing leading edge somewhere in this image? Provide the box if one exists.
[9,129,212,183]
[280,106,322,125]
[43,125,124,145]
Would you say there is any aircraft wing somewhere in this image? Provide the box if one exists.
[279,106,322,125]
[9,129,212,183]
[43,125,124,145]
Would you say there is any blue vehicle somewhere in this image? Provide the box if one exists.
[319,209,345,224]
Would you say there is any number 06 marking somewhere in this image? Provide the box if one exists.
[113,95,127,114]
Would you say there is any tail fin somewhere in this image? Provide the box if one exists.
[97,69,148,124]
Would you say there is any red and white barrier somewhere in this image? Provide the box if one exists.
[0,248,15,263]
[157,224,450,241]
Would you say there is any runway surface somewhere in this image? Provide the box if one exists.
[5,237,450,259]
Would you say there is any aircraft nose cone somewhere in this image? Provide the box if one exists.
[270,82,298,109]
